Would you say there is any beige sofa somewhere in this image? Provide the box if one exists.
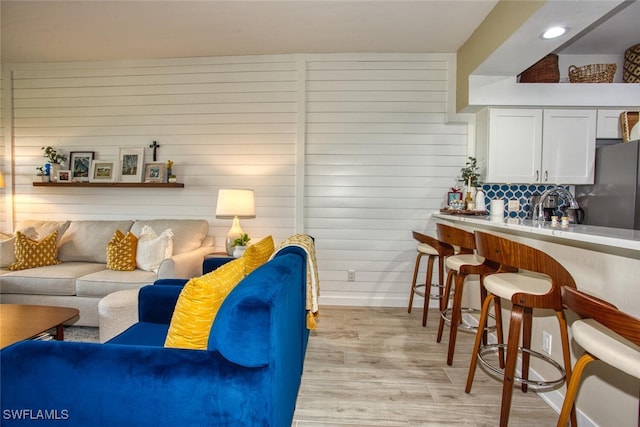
[0,219,215,326]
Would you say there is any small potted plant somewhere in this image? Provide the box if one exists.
[232,233,251,258]
[458,156,480,190]
[42,146,67,181]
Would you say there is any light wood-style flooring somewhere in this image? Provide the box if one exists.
[293,306,560,426]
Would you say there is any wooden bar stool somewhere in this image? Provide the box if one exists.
[408,231,455,327]
[557,287,640,427]
[436,223,497,365]
[465,231,577,427]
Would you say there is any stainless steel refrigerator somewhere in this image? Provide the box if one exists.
[576,139,640,229]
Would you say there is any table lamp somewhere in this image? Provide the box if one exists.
[215,188,256,255]
[0,171,5,189]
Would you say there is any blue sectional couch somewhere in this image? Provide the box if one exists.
[1,246,310,426]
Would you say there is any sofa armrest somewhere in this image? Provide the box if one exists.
[138,284,184,324]
[203,255,234,274]
[157,246,216,279]
[0,341,274,426]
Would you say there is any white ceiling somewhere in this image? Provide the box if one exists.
[0,0,500,63]
[0,0,638,70]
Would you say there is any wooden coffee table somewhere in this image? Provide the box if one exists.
[0,304,79,349]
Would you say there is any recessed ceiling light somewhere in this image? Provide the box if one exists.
[541,26,567,40]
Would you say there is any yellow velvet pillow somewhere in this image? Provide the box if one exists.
[243,235,275,275]
[106,230,138,271]
[165,257,246,350]
[7,231,61,271]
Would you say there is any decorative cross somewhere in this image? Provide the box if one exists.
[149,141,160,161]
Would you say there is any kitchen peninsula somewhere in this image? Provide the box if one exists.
[430,211,640,427]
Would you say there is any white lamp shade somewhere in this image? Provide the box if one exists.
[215,189,256,219]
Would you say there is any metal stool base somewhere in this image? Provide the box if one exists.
[440,307,496,332]
[477,343,566,388]
[413,283,450,300]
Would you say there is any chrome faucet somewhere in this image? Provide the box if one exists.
[533,186,580,223]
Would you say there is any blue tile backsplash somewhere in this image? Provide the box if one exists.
[480,184,572,219]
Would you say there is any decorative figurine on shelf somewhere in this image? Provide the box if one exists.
[166,160,175,183]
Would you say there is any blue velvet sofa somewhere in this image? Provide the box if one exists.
[1,246,310,426]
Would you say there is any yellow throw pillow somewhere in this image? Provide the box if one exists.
[106,230,138,271]
[7,231,61,271]
[243,235,274,274]
[165,257,246,350]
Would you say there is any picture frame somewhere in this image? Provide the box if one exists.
[118,147,144,183]
[447,190,463,206]
[69,151,95,182]
[57,170,71,183]
[89,161,115,183]
[144,163,166,183]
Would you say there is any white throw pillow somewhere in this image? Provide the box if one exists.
[136,226,174,272]
[0,233,16,268]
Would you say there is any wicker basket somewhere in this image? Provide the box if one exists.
[568,64,617,83]
[623,43,640,83]
[620,111,639,142]
[518,54,560,83]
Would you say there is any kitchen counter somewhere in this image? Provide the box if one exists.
[431,212,640,259]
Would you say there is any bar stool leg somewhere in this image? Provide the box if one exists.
[421,255,436,327]
[556,309,577,427]
[520,307,533,393]
[437,269,455,343]
[446,272,467,365]
[499,304,526,427]
[408,252,425,313]
[465,292,494,392]
[557,353,594,427]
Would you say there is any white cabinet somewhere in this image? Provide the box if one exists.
[596,109,625,139]
[477,108,596,184]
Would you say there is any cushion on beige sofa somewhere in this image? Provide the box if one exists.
[130,219,209,254]
[58,220,134,263]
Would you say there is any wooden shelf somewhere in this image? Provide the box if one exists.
[33,182,184,188]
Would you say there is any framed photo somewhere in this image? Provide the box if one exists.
[447,190,463,206]
[118,147,144,183]
[144,163,166,183]
[69,151,94,182]
[90,161,115,183]
[57,170,71,183]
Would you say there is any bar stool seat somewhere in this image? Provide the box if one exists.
[572,319,640,377]
[557,287,640,426]
[409,231,455,327]
[445,253,484,271]
[484,270,552,299]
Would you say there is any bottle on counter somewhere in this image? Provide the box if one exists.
[475,188,486,211]
[465,191,474,210]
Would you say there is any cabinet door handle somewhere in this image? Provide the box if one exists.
[544,170,548,182]
[535,170,539,181]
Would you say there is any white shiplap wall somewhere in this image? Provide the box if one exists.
[3,53,469,307]
[7,56,300,245]
[305,54,467,306]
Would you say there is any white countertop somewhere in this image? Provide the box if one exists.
[431,212,640,254]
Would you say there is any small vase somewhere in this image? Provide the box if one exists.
[50,164,61,181]
[168,176,177,183]
[233,246,247,258]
